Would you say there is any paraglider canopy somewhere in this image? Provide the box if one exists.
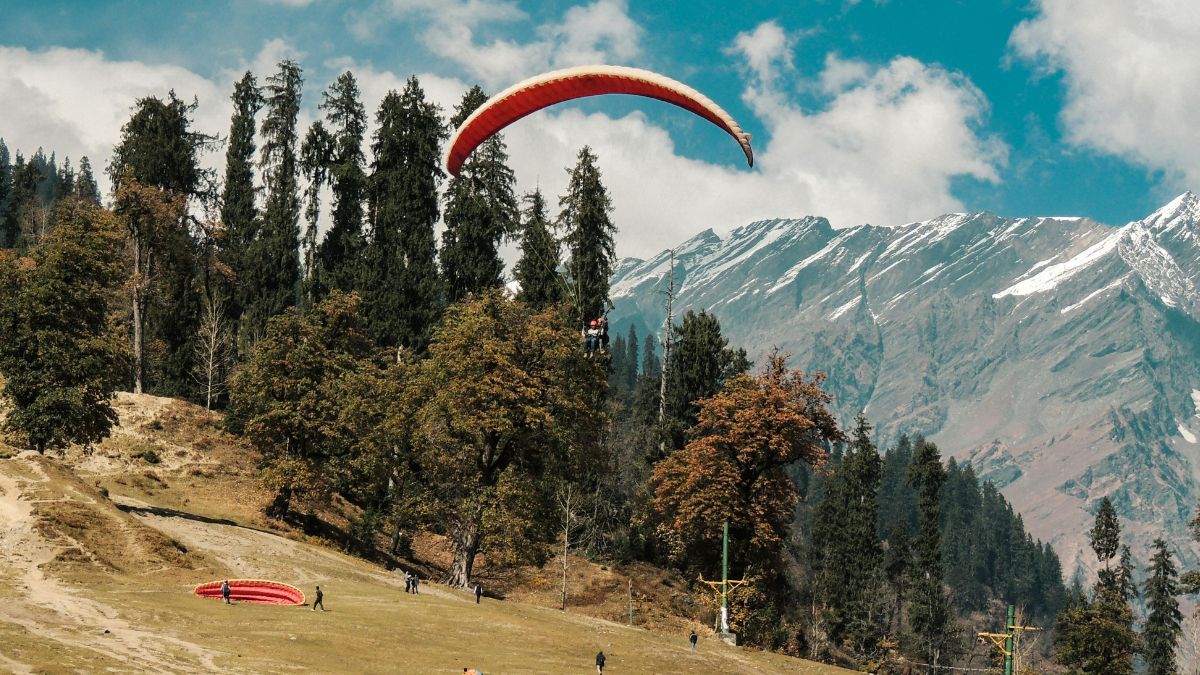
[445,65,754,177]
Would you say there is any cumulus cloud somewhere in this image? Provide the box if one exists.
[0,18,1007,262]
[1010,0,1200,186]
[349,0,641,89]
[0,46,230,188]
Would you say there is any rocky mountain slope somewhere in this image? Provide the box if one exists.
[610,192,1200,576]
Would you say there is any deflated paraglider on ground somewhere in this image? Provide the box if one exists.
[194,579,306,605]
[445,65,754,176]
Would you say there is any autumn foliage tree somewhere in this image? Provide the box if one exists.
[408,290,604,587]
[650,353,842,576]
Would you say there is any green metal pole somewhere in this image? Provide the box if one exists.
[721,520,729,633]
[627,580,633,626]
[1004,604,1014,675]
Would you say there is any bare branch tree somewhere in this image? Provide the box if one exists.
[193,289,231,409]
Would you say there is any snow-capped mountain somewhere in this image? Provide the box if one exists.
[610,192,1200,575]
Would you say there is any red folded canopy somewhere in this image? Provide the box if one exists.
[194,579,306,605]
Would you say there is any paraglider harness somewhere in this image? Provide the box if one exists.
[582,313,610,357]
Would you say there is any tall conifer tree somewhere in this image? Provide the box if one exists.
[317,71,368,298]
[441,85,518,302]
[220,71,264,345]
[907,439,956,667]
[514,188,563,310]
[1143,538,1181,675]
[249,59,303,339]
[0,140,12,247]
[299,120,333,306]
[365,78,445,350]
[559,146,615,325]
[74,156,101,205]
[662,310,749,453]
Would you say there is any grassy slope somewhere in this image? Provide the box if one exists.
[0,394,852,674]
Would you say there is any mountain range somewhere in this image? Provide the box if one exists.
[609,192,1200,577]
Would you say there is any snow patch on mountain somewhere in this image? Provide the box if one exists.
[1179,424,1197,444]
[1060,276,1128,315]
[993,230,1121,298]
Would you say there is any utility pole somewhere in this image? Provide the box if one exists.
[699,520,748,645]
[656,249,675,457]
[977,604,1039,675]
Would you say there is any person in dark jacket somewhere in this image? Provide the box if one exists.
[312,585,324,611]
[474,584,482,604]
[690,630,698,651]
[595,651,606,674]
[412,574,420,594]
[221,580,231,604]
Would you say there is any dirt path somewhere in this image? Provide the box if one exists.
[0,455,220,672]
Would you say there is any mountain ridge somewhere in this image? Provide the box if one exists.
[609,191,1200,577]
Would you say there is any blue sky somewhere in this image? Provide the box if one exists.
[0,0,1194,257]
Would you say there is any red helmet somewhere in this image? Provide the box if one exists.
[590,319,598,327]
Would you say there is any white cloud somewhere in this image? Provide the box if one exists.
[730,20,793,84]
[0,46,230,191]
[1010,0,1200,186]
[350,0,641,89]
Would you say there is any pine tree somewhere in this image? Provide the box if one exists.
[248,59,303,340]
[1143,539,1181,675]
[441,86,518,302]
[559,146,615,325]
[364,78,446,350]
[0,140,12,247]
[1091,497,1122,593]
[219,71,264,347]
[623,324,639,392]
[514,188,563,310]
[842,414,887,651]
[317,71,368,298]
[906,439,957,667]
[0,199,127,452]
[1055,497,1138,674]
[662,310,749,454]
[299,120,333,306]
[74,156,101,205]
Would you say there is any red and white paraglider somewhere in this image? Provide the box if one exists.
[445,65,754,176]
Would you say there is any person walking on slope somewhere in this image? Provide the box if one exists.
[690,630,698,652]
[474,584,482,604]
[404,571,411,593]
[312,585,325,611]
[221,580,231,604]
[595,650,606,674]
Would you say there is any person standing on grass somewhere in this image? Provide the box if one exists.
[474,584,482,604]
[404,571,412,593]
[221,580,231,604]
[690,630,697,652]
[412,574,420,594]
[312,585,324,611]
[595,650,606,674]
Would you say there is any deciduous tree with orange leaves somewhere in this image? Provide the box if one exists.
[649,352,843,577]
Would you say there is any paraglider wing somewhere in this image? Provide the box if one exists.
[445,65,754,176]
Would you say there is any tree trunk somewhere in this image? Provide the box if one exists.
[131,242,147,395]
[267,485,291,519]
[447,506,483,588]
